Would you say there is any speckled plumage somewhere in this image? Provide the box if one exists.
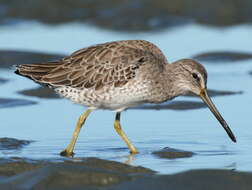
[15,40,236,156]
[15,40,179,111]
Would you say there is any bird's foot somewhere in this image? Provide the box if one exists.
[130,150,139,155]
[60,149,74,157]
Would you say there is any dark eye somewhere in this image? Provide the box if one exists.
[192,73,199,80]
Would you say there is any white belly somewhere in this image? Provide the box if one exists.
[54,79,152,112]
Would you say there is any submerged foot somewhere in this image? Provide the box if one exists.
[60,149,74,157]
[130,150,139,154]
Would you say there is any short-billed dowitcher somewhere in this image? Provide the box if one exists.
[15,40,236,156]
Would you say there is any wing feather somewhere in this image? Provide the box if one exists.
[15,40,167,90]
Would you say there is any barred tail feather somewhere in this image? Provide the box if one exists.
[15,61,62,87]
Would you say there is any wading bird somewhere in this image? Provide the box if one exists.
[15,40,236,156]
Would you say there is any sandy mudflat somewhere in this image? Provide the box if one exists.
[0,156,251,190]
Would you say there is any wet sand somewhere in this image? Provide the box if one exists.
[0,138,32,150]
[1,138,251,190]
[153,147,194,159]
[0,157,251,190]
[1,0,252,31]
[0,50,64,70]
[193,51,252,62]
[0,98,37,108]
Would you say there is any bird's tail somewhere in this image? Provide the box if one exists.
[15,61,61,86]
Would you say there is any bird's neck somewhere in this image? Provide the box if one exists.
[163,63,187,99]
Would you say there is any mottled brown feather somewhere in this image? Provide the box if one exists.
[15,40,168,90]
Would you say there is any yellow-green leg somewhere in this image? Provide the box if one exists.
[60,109,92,157]
[114,112,138,154]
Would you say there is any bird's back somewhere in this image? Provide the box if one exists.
[15,40,168,110]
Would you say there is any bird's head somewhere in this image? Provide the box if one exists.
[171,59,236,143]
[171,59,207,96]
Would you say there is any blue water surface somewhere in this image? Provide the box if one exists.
[0,22,251,174]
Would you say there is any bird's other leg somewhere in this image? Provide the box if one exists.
[60,109,92,157]
[114,112,138,154]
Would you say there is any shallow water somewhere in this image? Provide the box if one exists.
[0,22,252,174]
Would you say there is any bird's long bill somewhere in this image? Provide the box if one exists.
[199,89,237,142]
